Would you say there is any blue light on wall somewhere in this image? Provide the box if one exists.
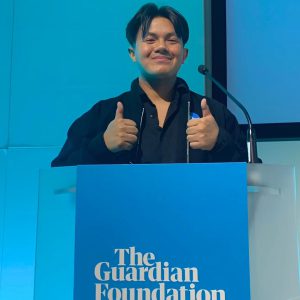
[0,1,204,300]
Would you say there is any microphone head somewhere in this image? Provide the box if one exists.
[198,65,209,75]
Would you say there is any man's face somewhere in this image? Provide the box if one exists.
[129,17,188,80]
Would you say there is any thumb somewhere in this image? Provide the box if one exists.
[201,98,211,117]
[115,101,124,119]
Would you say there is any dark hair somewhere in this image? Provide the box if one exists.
[126,3,189,46]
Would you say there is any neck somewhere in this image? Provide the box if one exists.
[139,76,177,102]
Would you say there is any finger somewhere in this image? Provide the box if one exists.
[187,119,206,133]
[201,98,211,117]
[116,122,138,134]
[186,126,202,135]
[122,119,137,127]
[121,142,134,151]
[189,141,204,149]
[125,126,138,135]
[115,101,124,119]
[187,133,202,142]
[123,133,138,144]
[187,119,200,127]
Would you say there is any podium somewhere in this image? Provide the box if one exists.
[34,163,299,300]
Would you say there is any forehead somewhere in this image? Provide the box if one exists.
[140,17,176,37]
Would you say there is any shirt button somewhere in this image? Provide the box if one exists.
[150,114,154,118]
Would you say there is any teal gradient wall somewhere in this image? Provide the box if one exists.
[0,1,204,299]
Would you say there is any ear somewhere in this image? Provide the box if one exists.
[128,47,136,62]
[181,48,189,64]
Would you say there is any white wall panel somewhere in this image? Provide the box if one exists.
[258,140,300,205]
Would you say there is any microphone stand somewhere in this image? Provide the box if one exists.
[198,65,260,163]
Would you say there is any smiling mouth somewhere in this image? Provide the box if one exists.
[152,56,172,61]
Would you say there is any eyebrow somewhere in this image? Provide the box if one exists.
[144,32,179,39]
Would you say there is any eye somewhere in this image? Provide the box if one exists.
[144,37,156,44]
[168,38,179,44]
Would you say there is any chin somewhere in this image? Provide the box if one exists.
[145,73,176,80]
[148,69,178,79]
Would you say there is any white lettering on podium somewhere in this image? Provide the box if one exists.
[94,247,226,300]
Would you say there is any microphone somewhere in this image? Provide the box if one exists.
[198,65,260,163]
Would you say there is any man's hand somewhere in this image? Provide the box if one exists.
[186,98,219,150]
[103,102,138,152]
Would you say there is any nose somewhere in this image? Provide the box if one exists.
[154,39,168,53]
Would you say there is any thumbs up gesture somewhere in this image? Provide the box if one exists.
[103,102,138,152]
[186,98,219,150]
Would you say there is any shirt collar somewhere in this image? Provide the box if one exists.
[130,77,190,102]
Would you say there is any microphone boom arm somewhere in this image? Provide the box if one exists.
[198,65,260,163]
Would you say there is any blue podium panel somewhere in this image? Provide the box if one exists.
[74,163,249,300]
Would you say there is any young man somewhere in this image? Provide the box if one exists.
[51,3,247,166]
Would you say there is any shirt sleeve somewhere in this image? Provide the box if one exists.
[51,102,117,167]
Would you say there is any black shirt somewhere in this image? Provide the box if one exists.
[51,77,247,167]
[138,79,189,163]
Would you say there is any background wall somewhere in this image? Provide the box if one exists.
[226,0,300,125]
[224,0,300,212]
[1,1,299,300]
[0,1,204,299]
